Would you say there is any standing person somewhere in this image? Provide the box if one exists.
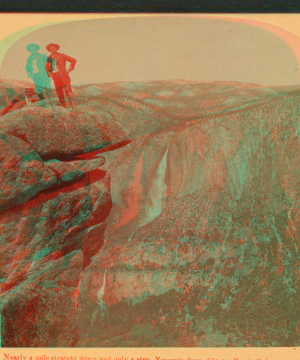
[46,43,77,108]
[25,43,53,108]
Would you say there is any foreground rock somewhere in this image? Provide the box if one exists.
[1,164,112,346]
[0,106,127,159]
[0,133,56,212]
[0,132,106,213]
[0,130,112,346]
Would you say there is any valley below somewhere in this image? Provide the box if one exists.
[0,80,299,347]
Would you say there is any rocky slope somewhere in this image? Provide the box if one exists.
[0,105,114,346]
[1,81,299,347]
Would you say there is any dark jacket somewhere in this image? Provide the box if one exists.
[46,53,76,75]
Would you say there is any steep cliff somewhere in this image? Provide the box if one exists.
[1,81,299,347]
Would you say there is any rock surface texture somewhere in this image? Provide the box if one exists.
[1,81,299,347]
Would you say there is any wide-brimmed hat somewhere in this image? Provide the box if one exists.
[26,44,40,52]
[46,43,60,51]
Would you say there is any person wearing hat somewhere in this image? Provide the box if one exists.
[46,43,77,107]
[26,43,53,108]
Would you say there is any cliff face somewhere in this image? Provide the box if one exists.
[0,151,112,346]
[1,81,300,347]
[0,107,114,346]
[77,89,300,346]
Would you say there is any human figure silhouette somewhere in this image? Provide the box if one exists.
[46,43,77,108]
[25,44,53,108]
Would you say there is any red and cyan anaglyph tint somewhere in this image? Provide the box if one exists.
[0,15,300,347]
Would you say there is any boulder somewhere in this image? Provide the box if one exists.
[0,136,56,212]
[0,106,127,160]
[0,167,112,346]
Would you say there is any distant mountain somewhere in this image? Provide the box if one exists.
[0,78,33,91]
[270,84,300,93]
[74,80,284,120]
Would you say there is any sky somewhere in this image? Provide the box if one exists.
[0,14,300,87]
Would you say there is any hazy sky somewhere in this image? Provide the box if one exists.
[0,16,299,86]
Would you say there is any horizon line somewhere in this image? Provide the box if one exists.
[1,78,300,89]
